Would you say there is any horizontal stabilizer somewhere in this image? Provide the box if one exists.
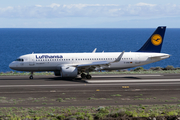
[148,54,170,59]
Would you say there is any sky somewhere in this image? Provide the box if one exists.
[0,0,180,28]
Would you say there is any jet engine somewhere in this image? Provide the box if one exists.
[54,66,78,78]
[54,71,61,76]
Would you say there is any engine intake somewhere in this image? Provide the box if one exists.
[54,66,78,78]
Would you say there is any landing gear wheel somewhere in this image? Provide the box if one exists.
[81,73,86,78]
[29,75,33,79]
[29,71,34,79]
[86,74,92,79]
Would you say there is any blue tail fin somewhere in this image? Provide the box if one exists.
[137,26,166,53]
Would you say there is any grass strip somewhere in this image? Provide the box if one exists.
[1,69,180,76]
[0,104,180,119]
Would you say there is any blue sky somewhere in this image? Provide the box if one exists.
[0,0,180,28]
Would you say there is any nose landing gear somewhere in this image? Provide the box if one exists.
[29,75,33,79]
[29,72,33,79]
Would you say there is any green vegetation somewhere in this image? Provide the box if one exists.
[0,104,180,119]
[0,71,54,76]
[111,94,122,97]
[1,65,180,76]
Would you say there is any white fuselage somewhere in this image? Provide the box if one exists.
[9,52,170,72]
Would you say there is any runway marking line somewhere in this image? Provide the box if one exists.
[122,86,129,88]
[93,75,163,77]
[85,79,180,83]
[0,81,180,87]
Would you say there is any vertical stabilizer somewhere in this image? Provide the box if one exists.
[137,26,166,53]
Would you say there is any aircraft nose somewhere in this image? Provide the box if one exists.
[9,62,16,70]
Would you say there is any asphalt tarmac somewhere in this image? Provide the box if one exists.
[0,74,180,107]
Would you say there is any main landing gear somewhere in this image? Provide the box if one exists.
[29,72,33,79]
[81,73,92,79]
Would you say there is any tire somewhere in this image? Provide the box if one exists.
[81,73,86,78]
[86,74,91,79]
[29,75,33,79]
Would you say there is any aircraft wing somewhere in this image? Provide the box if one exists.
[76,51,125,71]
[77,61,110,68]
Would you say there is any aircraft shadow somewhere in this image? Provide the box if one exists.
[46,77,87,83]
[45,76,141,83]
[0,76,140,82]
[92,77,141,79]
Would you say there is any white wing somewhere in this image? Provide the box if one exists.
[77,51,125,71]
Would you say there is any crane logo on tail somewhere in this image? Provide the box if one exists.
[151,34,162,46]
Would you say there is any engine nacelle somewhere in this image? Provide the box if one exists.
[54,66,78,78]
[54,71,61,76]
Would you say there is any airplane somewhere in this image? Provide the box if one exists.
[9,26,170,79]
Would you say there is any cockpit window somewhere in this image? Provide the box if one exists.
[15,58,24,62]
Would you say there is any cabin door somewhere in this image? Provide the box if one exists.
[29,55,35,66]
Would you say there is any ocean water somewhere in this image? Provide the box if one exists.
[0,28,179,72]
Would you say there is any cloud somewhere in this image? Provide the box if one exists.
[49,3,60,8]
[136,2,156,7]
[0,3,180,18]
[35,5,42,7]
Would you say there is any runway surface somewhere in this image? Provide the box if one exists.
[0,74,180,107]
